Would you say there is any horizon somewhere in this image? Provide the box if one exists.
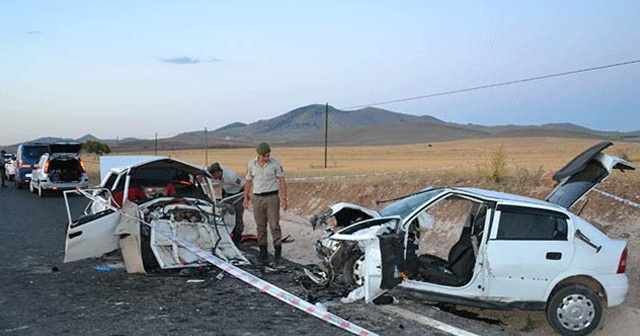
[2,1,639,145]
[3,104,638,147]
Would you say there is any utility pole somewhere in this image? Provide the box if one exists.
[324,103,328,168]
[204,127,208,167]
[154,132,158,156]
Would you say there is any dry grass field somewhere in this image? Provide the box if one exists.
[83,137,640,182]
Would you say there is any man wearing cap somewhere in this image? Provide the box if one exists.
[209,162,246,246]
[243,142,288,264]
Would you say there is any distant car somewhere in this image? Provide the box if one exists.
[62,156,249,273]
[3,153,17,181]
[306,141,635,336]
[15,142,49,189]
[29,143,89,197]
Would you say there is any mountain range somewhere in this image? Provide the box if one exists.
[8,104,640,151]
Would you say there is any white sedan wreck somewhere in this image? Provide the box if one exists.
[307,141,635,336]
[63,156,249,273]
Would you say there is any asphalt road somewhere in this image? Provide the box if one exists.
[0,186,513,336]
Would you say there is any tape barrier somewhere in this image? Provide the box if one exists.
[71,189,377,336]
[149,223,378,336]
[594,189,640,210]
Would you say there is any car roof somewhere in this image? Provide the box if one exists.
[104,156,210,179]
[452,187,567,211]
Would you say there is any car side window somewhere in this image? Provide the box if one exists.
[497,210,568,241]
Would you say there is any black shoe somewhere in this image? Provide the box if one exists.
[257,245,269,264]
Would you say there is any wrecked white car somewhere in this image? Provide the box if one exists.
[63,156,249,273]
[307,141,634,336]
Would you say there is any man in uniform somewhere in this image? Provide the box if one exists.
[209,162,245,246]
[243,142,287,264]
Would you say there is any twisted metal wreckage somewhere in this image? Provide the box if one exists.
[61,156,377,335]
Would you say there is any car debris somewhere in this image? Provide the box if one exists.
[62,156,250,273]
[305,141,635,336]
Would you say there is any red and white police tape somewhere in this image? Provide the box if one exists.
[149,222,378,336]
[594,188,640,210]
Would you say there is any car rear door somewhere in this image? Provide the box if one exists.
[484,204,574,301]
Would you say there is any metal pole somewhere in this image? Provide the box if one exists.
[154,132,158,156]
[324,103,328,168]
[204,127,208,167]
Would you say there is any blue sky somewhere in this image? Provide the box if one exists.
[1,1,639,146]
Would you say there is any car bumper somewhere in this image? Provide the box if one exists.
[600,274,629,307]
[40,182,89,191]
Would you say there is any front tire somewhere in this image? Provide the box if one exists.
[546,284,602,336]
[341,251,365,286]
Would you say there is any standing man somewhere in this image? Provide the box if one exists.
[0,150,7,188]
[243,142,287,264]
[209,162,246,246]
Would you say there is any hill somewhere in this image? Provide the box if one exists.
[5,104,639,151]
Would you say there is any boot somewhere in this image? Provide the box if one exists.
[258,245,269,264]
[231,232,242,247]
[273,245,282,264]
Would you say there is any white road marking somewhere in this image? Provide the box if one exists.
[379,305,480,336]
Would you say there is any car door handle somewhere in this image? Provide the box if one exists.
[546,252,562,260]
[68,231,82,239]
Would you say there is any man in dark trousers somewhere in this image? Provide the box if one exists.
[0,150,7,188]
[209,162,246,246]
[243,142,287,264]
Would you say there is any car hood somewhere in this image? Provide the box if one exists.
[545,141,636,208]
[49,142,83,155]
[310,202,380,229]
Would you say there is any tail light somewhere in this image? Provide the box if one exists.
[19,159,31,169]
[43,159,50,173]
[79,158,86,172]
[617,248,628,274]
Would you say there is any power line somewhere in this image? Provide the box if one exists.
[342,58,640,110]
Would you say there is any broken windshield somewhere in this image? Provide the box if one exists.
[379,188,441,219]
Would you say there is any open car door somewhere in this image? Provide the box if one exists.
[64,208,120,262]
[546,141,636,208]
[332,217,404,303]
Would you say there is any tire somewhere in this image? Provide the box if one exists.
[341,251,365,286]
[546,284,602,336]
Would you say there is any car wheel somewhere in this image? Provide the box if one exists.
[341,251,365,286]
[546,284,602,336]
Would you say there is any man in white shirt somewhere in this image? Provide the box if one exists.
[243,142,288,264]
[209,162,245,246]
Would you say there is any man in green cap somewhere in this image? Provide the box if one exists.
[243,142,288,264]
[208,162,245,246]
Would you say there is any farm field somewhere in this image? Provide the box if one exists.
[85,137,640,181]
